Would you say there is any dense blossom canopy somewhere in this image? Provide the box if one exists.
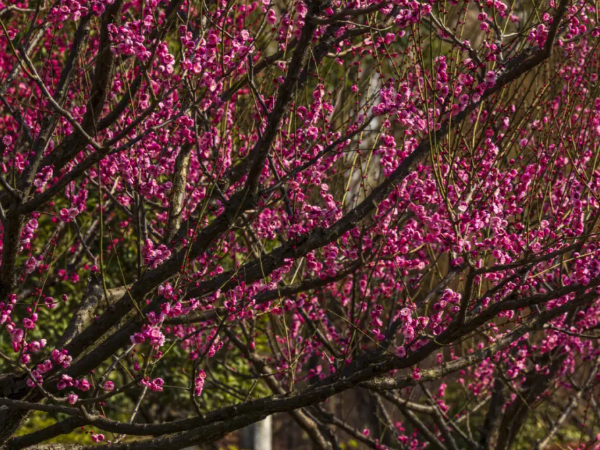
[0,0,600,448]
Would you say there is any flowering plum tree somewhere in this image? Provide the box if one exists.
[0,0,599,448]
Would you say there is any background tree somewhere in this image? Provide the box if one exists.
[0,0,599,448]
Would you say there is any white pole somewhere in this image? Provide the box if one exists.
[241,416,272,450]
